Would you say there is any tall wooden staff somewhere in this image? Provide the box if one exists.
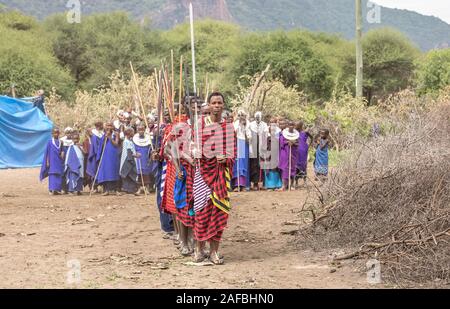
[288,144,292,191]
[155,71,164,151]
[162,66,174,122]
[179,56,183,116]
[184,65,193,122]
[130,62,150,131]
[171,50,175,108]
[237,124,241,191]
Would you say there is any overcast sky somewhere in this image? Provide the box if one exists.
[372,0,450,24]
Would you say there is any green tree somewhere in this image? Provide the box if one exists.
[163,20,241,97]
[44,12,155,90]
[342,28,420,103]
[232,31,333,100]
[0,12,74,97]
[416,49,450,95]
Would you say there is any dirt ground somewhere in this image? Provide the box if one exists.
[0,168,379,289]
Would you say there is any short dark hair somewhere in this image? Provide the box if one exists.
[125,127,135,136]
[208,92,225,104]
[321,129,330,136]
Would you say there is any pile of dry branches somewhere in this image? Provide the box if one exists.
[299,98,450,286]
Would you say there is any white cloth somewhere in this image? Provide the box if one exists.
[282,129,300,141]
[65,145,84,179]
[60,136,74,147]
[193,165,211,213]
[91,129,104,139]
[248,120,269,155]
[120,138,137,172]
[113,119,122,130]
[133,133,152,148]
[268,125,281,138]
[233,120,251,140]
[249,120,269,135]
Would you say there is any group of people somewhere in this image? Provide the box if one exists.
[39,91,329,264]
[230,110,330,192]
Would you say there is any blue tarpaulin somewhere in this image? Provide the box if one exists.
[0,96,53,169]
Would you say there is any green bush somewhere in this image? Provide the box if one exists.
[342,28,420,103]
[416,49,450,95]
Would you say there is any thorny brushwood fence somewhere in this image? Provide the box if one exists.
[297,88,450,286]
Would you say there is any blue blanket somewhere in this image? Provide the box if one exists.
[0,96,53,169]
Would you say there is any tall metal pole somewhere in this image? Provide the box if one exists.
[190,2,200,157]
[190,3,197,94]
[355,0,363,98]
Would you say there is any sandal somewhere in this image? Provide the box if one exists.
[193,249,205,263]
[180,245,192,257]
[162,232,172,240]
[209,252,224,265]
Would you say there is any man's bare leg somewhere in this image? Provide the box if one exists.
[172,214,180,245]
[209,240,224,265]
[194,240,206,262]
[179,223,191,256]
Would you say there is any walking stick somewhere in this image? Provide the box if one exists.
[130,62,150,130]
[171,50,175,108]
[90,136,107,196]
[257,132,263,191]
[179,55,183,117]
[288,144,292,191]
[237,151,240,192]
[236,125,240,192]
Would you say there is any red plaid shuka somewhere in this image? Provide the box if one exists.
[198,116,235,205]
[175,118,195,228]
[161,116,192,217]
[194,116,236,242]
[160,124,176,214]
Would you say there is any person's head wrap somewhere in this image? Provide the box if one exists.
[147,113,156,122]
[237,109,247,117]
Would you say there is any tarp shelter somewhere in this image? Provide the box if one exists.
[0,96,53,169]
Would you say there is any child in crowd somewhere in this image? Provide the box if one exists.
[314,129,330,181]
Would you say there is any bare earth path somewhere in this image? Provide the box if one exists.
[0,168,373,288]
